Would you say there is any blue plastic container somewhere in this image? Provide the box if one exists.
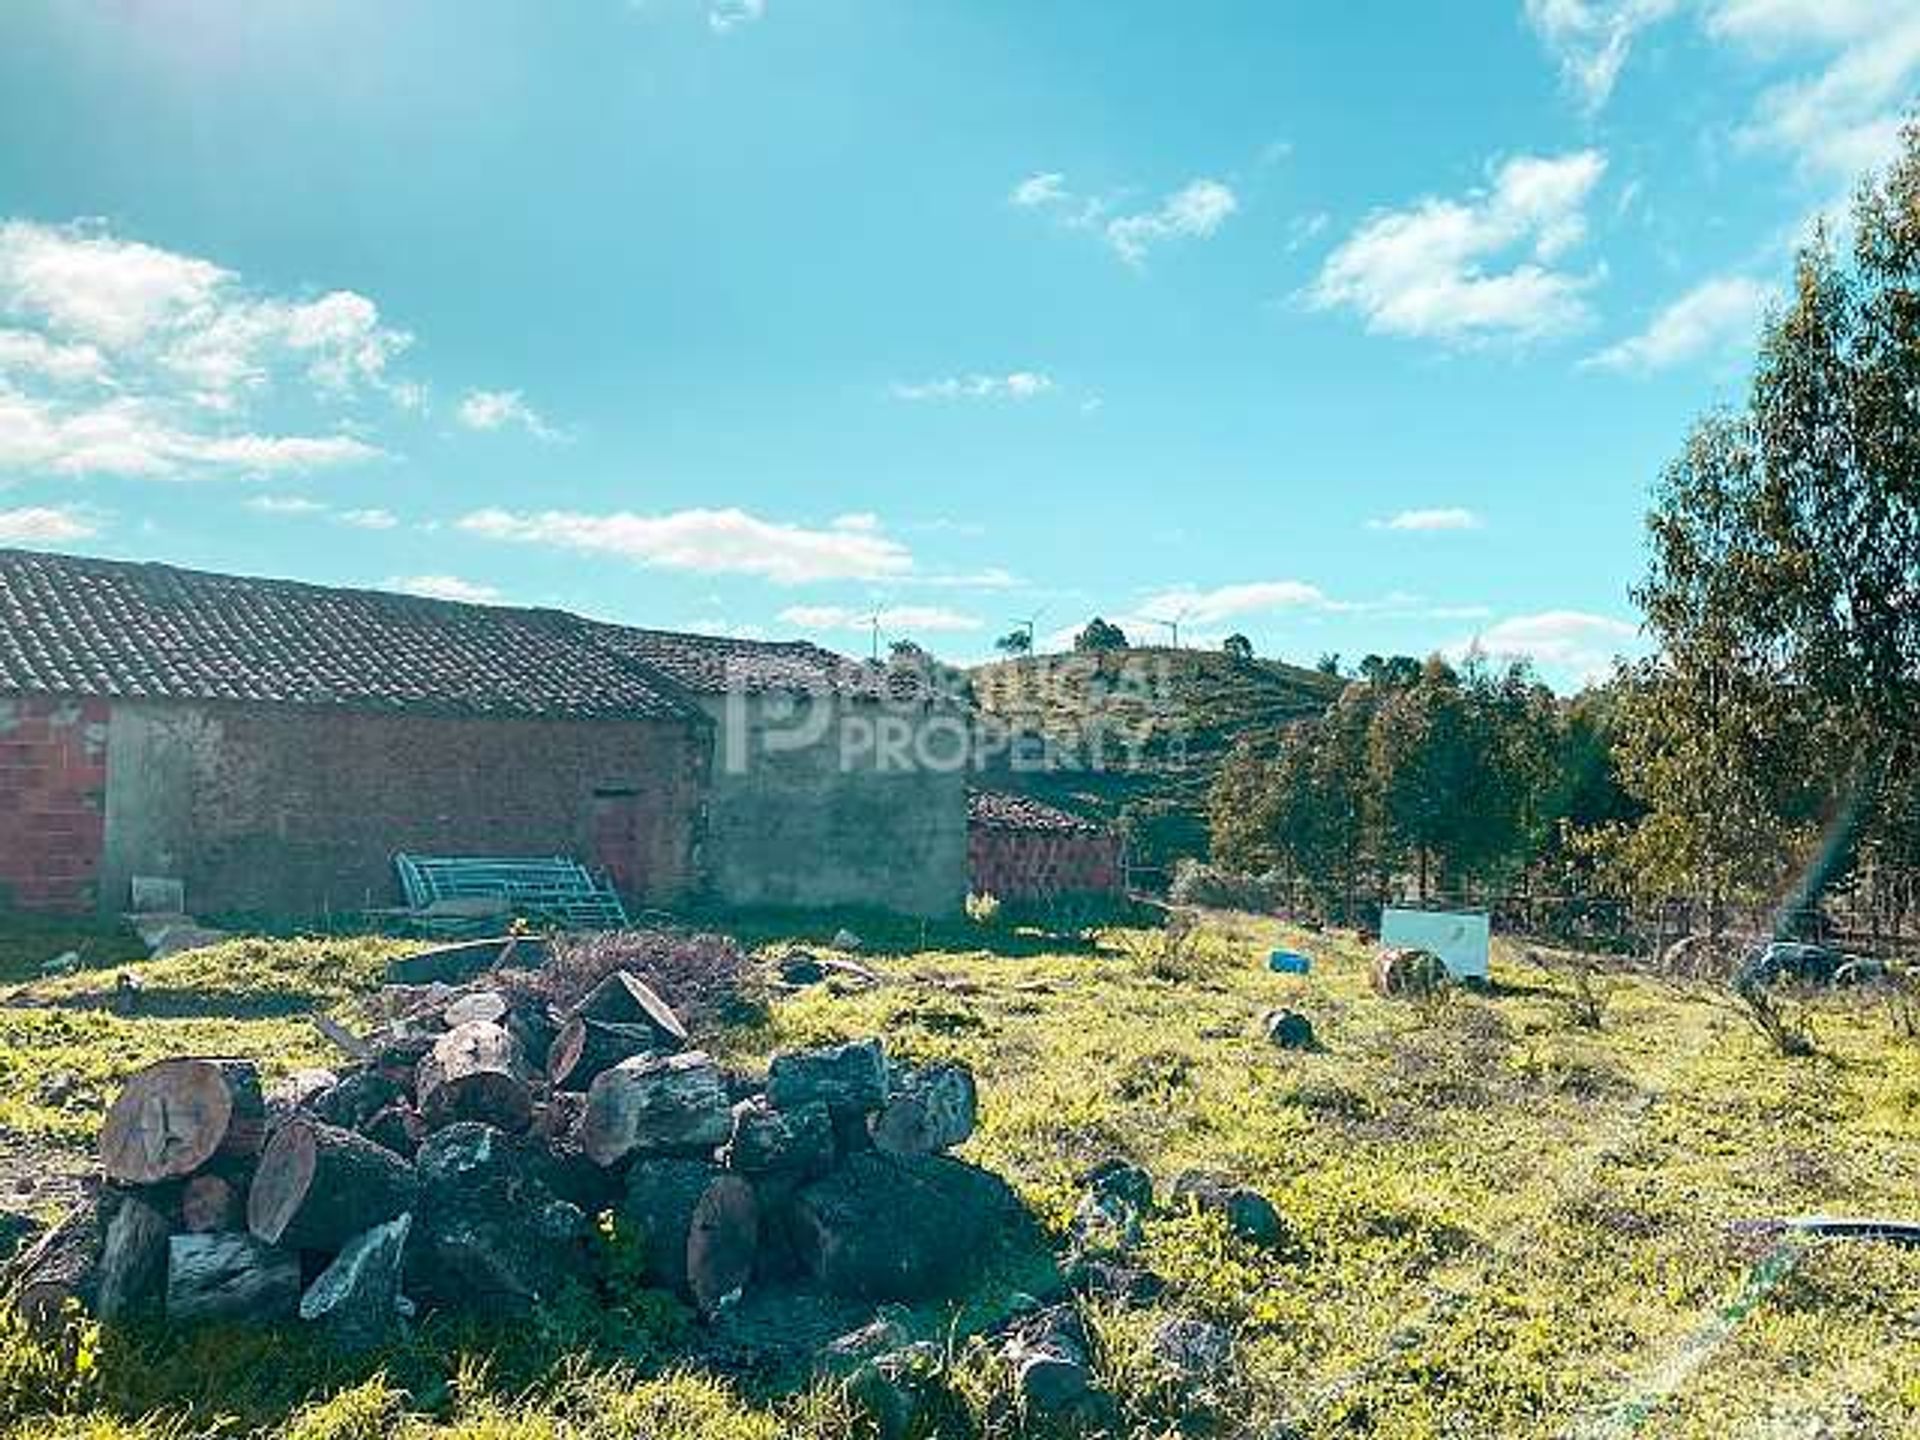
[1268,950,1312,976]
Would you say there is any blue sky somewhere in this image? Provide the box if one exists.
[0,1,1912,687]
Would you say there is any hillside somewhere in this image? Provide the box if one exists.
[970,648,1344,878]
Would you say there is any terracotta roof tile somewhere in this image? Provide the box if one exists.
[967,788,1105,835]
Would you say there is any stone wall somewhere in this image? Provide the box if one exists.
[0,695,110,912]
[96,701,706,917]
[698,693,968,917]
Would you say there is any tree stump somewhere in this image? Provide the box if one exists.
[100,1059,265,1184]
[791,1151,1013,1300]
[248,1117,421,1251]
[165,1233,300,1325]
[570,970,688,1050]
[299,1213,412,1351]
[97,1196,172,1322]
[547,1017,660,1091]
[621,1158,759,1314]
[580,1050,732,1166]
[415,1021,533,1133]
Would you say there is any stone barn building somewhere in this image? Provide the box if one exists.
[967,789,1126,903]
[0,549,966,920]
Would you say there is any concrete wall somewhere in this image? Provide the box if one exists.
[0,696,110,912]
[699,692,967,917]
[969,824,1125,903]
[98,700,706,917]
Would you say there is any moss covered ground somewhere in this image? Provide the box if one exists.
[2,913,1916,1438]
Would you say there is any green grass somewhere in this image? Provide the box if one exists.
[4,914,1919,1437]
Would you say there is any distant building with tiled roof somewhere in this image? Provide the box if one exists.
[0,549,967,919]
[967,788,1125,902]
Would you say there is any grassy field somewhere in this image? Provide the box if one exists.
[2,913,1918,1438]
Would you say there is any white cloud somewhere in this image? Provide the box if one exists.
[709,0,764,32]
[0,328,107,384]
[0,220,407,480]
[1458,609,1639,684]
[339,507,398,530]
[777,603,983,634]
[0,505,98,544]
[1308,150,1607,345]
[457,506,915,584]
[1134,579,1330,626]
[831,511,881,531]
[390,574,503,604]
[1585,274,1772,372]
[1010,172,1238,266]
[0,388,379,479]
[1368,507,1485,532]
[1105,179,1239,266]
[457,387,560,440]
[889,371,1056,402]
[1716,5,1920,182]
[246,494,327,516]
[1524,0,1681,111]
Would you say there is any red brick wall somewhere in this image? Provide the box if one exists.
[0,696,110,913]
[968,824,1125,902]
[100,701,709,918]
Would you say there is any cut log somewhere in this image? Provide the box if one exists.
[8,1198,102,1335]
[570,970,688,1049]
[299,1213,412,1351]
[411,1122,590,1312]
[180,1173,240,1233]
[309,1069,403,1131]
[791,1151,1015,1300]
[97,1196,171,1322]
[765,1039,888,1117]
[620,1158,759,1314]
[548,1017,660,1091]
[870,1063,978,1156]
[415,1021,533,1133]
[100,1058,265,1184]
[268,1068,340,1120]
[505,1001,561,1073]
[580,1050,733,1167]
[721,1097,835,1177]
[165,1232,300,1325]
[248,1117,421,1251]
[443,990,509,1029]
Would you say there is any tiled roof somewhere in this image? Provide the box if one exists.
[967,788,1105,835]
[582,622,856,696]
[0,549,709,721]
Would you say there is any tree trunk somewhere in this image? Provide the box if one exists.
[299,1213,412,1351]
[165,1232,301,1325]
[100,1059,265,1185]
[548,1017,660,1091]
[248,1117,421,1251]
[415,1021,533,1133]
[620,1158,759,1314]
[570,971,688,1050]
[443,990,509,1029]
[97,1195,172,1322]
[869,1064,976,1156]
[579,1050,732,1167]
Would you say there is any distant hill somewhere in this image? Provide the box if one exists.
[968,647,1344,881]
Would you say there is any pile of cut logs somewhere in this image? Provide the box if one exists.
[6,966,1006,1350]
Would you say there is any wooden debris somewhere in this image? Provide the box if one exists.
[299,1213,413,1350]
[621,1158,759,1314]
[580,1050,732,1166]
[415,1021,533,1133]
[248,1117,421,1251]
[100,1059,265,1185]
[98,1196,171,1321]
[570,970,688,1049]
[179,1173,240,1233]
[547,1016,660,1091]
